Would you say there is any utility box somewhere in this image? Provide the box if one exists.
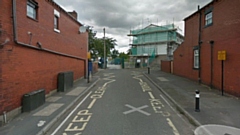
[57,71,74,92]
[22,89,45,112]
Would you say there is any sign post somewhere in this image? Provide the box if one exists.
[218,50,226,96]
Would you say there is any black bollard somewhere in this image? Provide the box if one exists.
[148,67,150,74]
[195,90,200,112]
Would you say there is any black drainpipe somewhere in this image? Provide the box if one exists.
[198,5,202,84]
[210,40,214,88]
[12,0,87,78]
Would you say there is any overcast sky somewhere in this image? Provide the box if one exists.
[54,0,211,52]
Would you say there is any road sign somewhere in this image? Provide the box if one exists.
[218,50,226,60]
[87,52,91,59]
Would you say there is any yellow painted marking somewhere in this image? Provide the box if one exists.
[77,110,92,115]
[167,118,180,135]
[51,92,92,135]
[65,122,87,131]
[72,115,91,123]
[87,99,97,109]
[148,92,155,99]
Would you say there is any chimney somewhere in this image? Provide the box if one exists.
[68,10,78,20]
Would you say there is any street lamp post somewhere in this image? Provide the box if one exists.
[103,28,106,69]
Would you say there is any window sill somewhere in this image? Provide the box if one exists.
[204,23,213,28]
[27,16,38,22]
[54,29,60,33]
[193,67,199,70]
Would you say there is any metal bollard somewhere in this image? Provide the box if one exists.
[148,67,150,74]
[195,90,200,112]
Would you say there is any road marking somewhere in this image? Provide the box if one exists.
[51,91,92,135]
[37,120,46,127]
[33,103,63,116]
[123,104,151,116]
[160,94,190,125]
[148,92,155,99]
[167,118,180,135]
[87,99,97,109]
[157,77,169,81]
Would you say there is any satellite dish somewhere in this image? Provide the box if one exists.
[79,26,87,33]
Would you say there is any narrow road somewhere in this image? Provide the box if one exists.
[47,69,195,135]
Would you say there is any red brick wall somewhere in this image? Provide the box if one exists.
[174,0,240,96]
[161,61,171,73]
[0,0,88,114]
[173,13,199,81]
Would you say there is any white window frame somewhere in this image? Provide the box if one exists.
[194,49,199,69]
[205,12,213,26]
[54,9,60,33]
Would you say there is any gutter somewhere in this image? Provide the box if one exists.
[12,0,87,78]
[198,5,202,84]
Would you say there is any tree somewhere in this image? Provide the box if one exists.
[119,52,129,59]
[111,49,119,59]
[88,29,117,59]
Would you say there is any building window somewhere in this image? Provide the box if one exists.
[54,16,59,29]
[194,49,199,69]
[205,12,213,26]
[54,9,60,33]
[27,1,38,20]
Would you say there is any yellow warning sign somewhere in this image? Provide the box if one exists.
[87,52,91,59]
[218,50,226,61]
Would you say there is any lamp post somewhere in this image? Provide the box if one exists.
[103,28,106,69]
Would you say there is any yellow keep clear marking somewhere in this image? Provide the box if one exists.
[167,118,180,135]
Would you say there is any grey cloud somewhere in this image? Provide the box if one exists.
[55,0,211,51]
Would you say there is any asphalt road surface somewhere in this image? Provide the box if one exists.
[46,69,195,135]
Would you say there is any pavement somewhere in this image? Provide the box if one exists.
[143,69,240,129]
[0,74,100,135]
[0,67,240,135]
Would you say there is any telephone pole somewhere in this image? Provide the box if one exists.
[103,28,106,69]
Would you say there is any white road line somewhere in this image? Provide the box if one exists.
[167,118,180,135]
[51,91,92,135]
[148,92,155,99]
[87,99,97,109]
[123,104,151,116]
[160,94,191,126]
[160,95,172,108]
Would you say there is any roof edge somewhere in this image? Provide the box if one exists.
[48,0,83,26]
[183,0,214,21]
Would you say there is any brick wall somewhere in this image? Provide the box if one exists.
[173,13,199,81]
[161,61,172,73]
[0,0,88,114]
[173,0,240,97]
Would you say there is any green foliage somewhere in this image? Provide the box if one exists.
[111,49,119,59]
[119,52,129,59]
[88,30,117,58]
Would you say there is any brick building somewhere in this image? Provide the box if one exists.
[173,0,240,96]
[0,0,88,119]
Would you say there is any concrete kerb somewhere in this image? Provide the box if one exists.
[36,78,100,135]
[143,73,201,127]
